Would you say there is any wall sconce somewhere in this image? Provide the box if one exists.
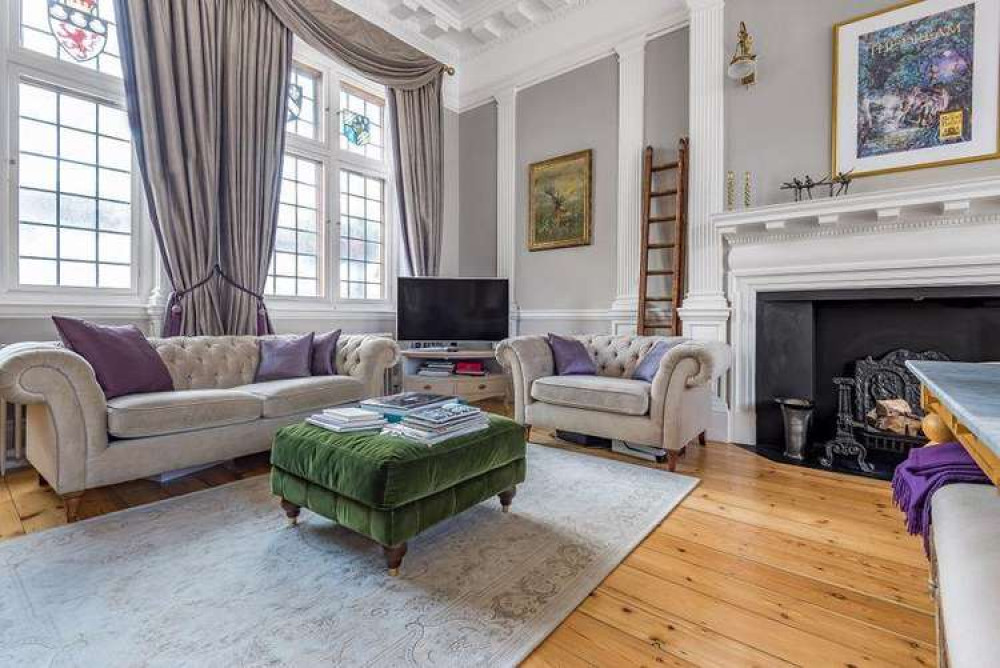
[728,21,757,87]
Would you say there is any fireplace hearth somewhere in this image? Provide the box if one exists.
[755,286,1000,478]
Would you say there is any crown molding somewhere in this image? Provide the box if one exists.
[457,4,689,112]
[333,0,460,64]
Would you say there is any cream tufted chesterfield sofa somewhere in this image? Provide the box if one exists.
[0,334,399,520]
[496,335,731,470]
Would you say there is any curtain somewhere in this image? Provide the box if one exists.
[115,0,225,336]
[218,0,292,335]
[389,78,443,276]
[264,0,447,276]
[116,0,291,336]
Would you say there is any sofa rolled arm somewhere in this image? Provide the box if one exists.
[338,334,401,398]
[496,336,554,424]
[0,342,108,492]
[657,340,732,389]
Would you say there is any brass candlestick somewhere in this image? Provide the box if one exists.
[743,171,752,208]
[726,171,736,211]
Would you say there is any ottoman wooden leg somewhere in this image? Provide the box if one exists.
[383,543,407,577]
[498,487,516,513]
[280,499,301,526]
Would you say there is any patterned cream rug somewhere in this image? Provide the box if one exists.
[0,444,697,667]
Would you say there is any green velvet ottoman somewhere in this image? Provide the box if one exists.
[270,414,527,575]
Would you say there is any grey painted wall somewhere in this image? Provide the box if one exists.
[458,103,498,277]
[725,0,1000,207]
[440,109,461,276]
[515,56,620,312]
[646,29,689,157]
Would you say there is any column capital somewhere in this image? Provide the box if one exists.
[493,87,516,107]
[685,0,724,13]
[614,33,648,58]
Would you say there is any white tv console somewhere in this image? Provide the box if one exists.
[400,348,510,403]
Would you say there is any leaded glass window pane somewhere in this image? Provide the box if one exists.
[266,155,323,297]
[17,81,133,288]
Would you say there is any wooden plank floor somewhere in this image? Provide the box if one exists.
[0,405,934,667]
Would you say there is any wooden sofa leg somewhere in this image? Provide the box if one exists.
[666,448,686,473]
[523,424,532,442]
[383,543,408,576]
[698,431,707,446]
[63,492,84,523]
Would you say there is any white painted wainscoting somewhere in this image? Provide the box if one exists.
[715,176,1000,446]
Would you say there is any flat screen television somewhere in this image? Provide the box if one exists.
[397,277,509,342]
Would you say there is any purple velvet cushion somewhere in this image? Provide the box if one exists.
[311,329,342,376]
[547,333,597,376]
[632,340,683,382]
[256,333,315,382]
[51,316,174,400]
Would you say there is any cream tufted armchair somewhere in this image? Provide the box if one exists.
[496,334,731,470]
[0,334,399,520]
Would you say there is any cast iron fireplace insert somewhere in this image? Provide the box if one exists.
[755,285,1000,476]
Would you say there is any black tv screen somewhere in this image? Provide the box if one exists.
[397,277,509,342]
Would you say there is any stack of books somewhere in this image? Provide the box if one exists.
[417,361,455,377]
[307,407,387,433]
[360,392,454,418]
[382,403,490,446]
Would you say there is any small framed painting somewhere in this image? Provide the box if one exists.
[832,0,1000,178]
[527,149,593,251]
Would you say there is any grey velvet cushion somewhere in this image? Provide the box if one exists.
[107,389,262,439]
[240,376,364,418]
[530,375,651,416]
[931,483,1000,668]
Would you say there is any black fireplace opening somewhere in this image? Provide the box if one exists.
[755,286,1000,477]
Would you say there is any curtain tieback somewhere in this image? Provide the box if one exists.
[168,264,267,316]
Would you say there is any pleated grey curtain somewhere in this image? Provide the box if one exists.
[116,0,291,336]
[264,0,446,276]
[114,0,225,336]
[389,77,443,276]
[218,1,291,335]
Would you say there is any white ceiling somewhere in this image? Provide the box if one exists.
[376,0,591,57]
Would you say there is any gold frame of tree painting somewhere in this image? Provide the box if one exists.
[527,149,593,251]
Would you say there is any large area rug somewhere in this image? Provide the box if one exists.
[0,444,697,667]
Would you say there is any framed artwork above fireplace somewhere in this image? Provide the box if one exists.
[832,0,1000,178]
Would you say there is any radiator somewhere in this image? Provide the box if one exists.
[1,402,26,476]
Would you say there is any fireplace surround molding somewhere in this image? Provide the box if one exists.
[712,176,1000,445]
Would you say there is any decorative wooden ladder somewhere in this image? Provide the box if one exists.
[637,137,689,336]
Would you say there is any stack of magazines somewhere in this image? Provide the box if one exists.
[417,361,455,377]
[382,403,489,446]
[307,407,387,433]
[360,392,454,418]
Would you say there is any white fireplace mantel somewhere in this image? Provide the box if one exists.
[713,176,1000,446]
[715,176,1000,241]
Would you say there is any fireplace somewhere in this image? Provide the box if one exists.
[754,286,1000,474]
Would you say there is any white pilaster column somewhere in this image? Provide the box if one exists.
[495,88,519,332]
[679,0,731,440]
[677,0,730,339]
[610,35,648,327]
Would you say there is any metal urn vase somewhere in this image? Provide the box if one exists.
[775,398,815,461]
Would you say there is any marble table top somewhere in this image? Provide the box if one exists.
[906,361,1000,459]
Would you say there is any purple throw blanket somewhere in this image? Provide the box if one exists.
[892,442,990,550]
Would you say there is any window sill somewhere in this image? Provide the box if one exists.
[0,296,150,320]
[265,300,395,320]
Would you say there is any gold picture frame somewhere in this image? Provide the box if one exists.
[832,0,1000,178]
[527,149,593,252]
